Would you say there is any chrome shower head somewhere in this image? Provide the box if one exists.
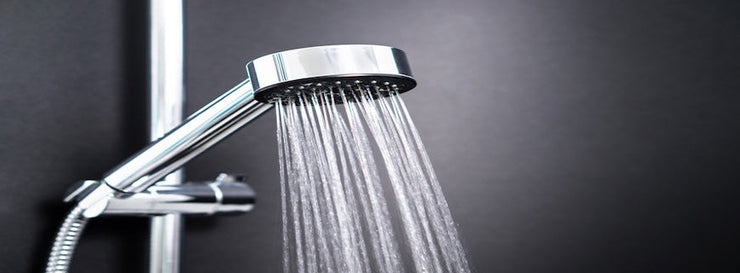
[247,44,416,104]
[76,44,416,213]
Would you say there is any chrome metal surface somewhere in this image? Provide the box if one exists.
[150,217,179,273]
[103,181,255,215]
[102,79,273,193]
[150,0,185,140]
[149,1,185,272]
[248,44,416,103]
[45,206,88,273]
[63,180,100,203]
[75,183,117,218]
[62,180,111,218]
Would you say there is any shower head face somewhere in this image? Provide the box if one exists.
[247,44,416,104]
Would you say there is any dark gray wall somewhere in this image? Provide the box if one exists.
[1,0,739,272]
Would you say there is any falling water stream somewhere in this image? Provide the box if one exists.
[276,89,470,273]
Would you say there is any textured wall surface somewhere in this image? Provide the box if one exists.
[1,0,739,272]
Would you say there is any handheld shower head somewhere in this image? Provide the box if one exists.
[50,44,419,273]
[249,44,416,104]
[73,44,417,210]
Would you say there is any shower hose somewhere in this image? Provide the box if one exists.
[45,205,88,273]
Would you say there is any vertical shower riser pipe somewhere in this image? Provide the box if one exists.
[149,1,185,273]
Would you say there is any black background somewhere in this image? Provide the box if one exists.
[1,0,739,272]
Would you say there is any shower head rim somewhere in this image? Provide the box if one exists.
[251,73,416,104]
[246,44,416,104]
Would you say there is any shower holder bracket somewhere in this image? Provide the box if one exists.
[63,173,255,218]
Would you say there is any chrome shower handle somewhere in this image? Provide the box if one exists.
[103,79,272,194]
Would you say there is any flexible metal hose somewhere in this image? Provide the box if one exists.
[45,206,88,273]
